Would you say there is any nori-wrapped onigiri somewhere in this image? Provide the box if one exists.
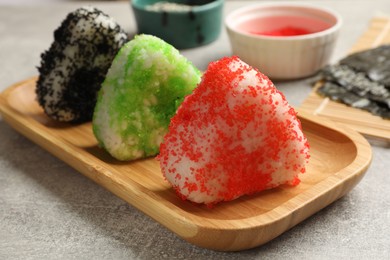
[36,6,128,123]
[92,34,201,161]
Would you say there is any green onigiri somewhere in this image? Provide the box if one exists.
[93,34,201,161]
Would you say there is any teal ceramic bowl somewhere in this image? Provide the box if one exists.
[131,0,224,49]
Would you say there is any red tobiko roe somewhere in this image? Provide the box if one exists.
[252,26,312,36]
[158,56,310,207]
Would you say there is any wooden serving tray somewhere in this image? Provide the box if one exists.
[0,77,372,251]
[300,16,390,142]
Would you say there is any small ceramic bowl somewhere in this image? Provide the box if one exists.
[225,3,342,80]
[131,0,224,49]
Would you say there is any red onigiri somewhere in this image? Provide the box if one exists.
[158,56,310,206]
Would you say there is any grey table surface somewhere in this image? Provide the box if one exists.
[1,0,389,259]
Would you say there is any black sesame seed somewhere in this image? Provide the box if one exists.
[36,7,129,123]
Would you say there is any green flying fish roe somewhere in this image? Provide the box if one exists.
[92,34,201,161]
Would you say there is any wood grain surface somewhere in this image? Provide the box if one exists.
[0,78,372,251]
[300,16,390,142]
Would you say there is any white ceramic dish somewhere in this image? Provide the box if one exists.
[225,3,342,80]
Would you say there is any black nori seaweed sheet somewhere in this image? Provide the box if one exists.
[322,65,390,108]
[317,45,390,119]
[318,82,390,118]
[340,44,390,87]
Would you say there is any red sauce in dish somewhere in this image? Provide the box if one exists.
[239,15,332,37]
[252,26,312,36]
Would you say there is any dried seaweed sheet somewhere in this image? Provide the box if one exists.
[317,45,390,119]
[340,44,390,86]
[317,82,390,118]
